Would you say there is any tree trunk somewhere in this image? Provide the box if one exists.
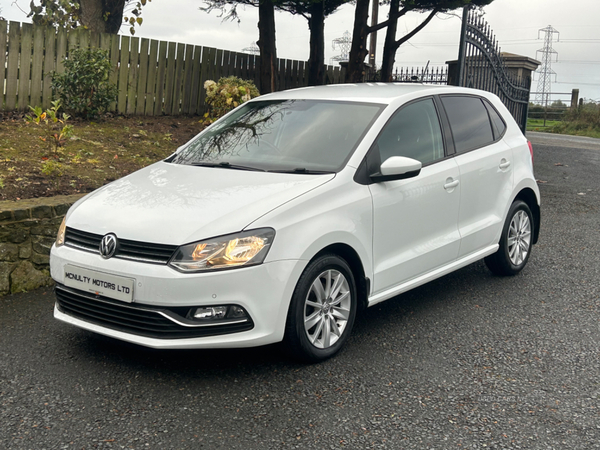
[104,0,127,34]
[79,0,108,32]
[257,0,277,94]
[380,0,400,82]
[345,0,370,83]
[382,8,440,82]
[307,1,325,86]
[78,0,125,34]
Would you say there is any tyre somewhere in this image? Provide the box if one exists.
[285,254,357,363]
[485,200,534,276]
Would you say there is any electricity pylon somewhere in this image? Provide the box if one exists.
[242,42,260,55]
[535,26,560,107]
[330,31,352,64]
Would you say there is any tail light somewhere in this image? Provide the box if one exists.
[527,140,533,163]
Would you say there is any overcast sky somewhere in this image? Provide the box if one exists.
[2,0,599,101]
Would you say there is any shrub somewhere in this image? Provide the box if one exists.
[41,159,65,188]
[549,102,600,138]
[51,48,118,119]
[203,76,260,123]
[25,100,74,157]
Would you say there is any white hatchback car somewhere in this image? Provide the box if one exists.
[51,83,540,361]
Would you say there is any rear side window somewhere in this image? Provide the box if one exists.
[483,100,507,140]
[441,96,494,153]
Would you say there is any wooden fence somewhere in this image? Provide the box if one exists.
[0,20,346,115]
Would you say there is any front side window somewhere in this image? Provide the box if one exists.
[169,100,384,172]
[441,95,495,153]
[373,98,445,166]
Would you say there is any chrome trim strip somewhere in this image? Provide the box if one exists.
[158,311,249,328]
[117,254,169,264]
[66,242,99,253]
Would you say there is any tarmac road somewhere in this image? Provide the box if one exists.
[1,132,599,449]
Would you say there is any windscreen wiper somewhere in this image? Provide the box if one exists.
[189,162,266,172]
[268,168,335,174]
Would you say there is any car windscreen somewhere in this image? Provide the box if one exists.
[168,99,384,173]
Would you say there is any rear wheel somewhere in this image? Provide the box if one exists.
[485,200,533,276]
[285,254,357,363]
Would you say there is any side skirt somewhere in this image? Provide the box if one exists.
[367,245,499,307]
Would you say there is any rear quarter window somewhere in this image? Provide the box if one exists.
[441,95,495,153]
[483,100,507,140]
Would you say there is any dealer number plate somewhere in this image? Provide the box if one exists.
[64,265,135,303]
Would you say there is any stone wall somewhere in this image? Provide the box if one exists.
[0,194,84,296]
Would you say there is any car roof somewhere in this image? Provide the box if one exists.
[256,83,469,105]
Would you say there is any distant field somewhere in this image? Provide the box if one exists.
[526,118,562,131]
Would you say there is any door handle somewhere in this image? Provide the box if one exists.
[444,179,459,190]
[499,159,511,170]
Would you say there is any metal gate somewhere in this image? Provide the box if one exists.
[456,6,531,133]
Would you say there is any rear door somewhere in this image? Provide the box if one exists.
[440,95,514,257]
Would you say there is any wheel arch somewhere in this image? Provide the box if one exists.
[514,188,540,244]
[313,243,370,311]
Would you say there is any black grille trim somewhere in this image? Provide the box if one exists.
[55,284,254,339]
[64,227,178,265]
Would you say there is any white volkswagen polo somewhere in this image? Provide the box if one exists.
[50,83,540,361]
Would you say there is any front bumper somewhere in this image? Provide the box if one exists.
[50,244,306,349]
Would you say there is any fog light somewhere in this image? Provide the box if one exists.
[188,305,248,321]
[191,306,228,320]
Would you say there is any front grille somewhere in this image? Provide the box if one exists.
[65,227,178,264]
[55,284,254,339]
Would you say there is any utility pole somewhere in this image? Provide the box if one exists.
[535,25,559,125]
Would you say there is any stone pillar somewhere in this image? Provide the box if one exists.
[446,52,540,87]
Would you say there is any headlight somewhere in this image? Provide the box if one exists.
[169,228,275,272]
[56,217,67,247]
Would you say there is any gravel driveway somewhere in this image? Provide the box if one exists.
[1,131,599,449]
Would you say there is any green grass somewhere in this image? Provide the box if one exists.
[549,123,600,139]
[526,118,561,131]
[527,106,600,139]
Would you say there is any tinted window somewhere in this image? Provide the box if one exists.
[374,98,444,166]
[484,100,507,139]
[441,96,494,153]
[171,100,384,172]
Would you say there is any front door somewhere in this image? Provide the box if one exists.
[369,98,461,295]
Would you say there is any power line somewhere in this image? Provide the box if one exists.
[555,81,600,86]
[556,60,600,64]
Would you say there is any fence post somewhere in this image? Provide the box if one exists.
[0,21,6,110]
[570,89,579,110]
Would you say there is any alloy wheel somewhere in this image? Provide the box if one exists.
[507,210,531,266]
[303,269,351,349]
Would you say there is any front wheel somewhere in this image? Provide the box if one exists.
[285,254,357,363]
[485,200,534,276]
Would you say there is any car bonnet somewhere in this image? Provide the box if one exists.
[66,161,335,245]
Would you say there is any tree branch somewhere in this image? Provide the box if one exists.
[367,6,410,34]
[393,7,441,49]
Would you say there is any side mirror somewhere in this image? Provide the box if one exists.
[370,156,422,182]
